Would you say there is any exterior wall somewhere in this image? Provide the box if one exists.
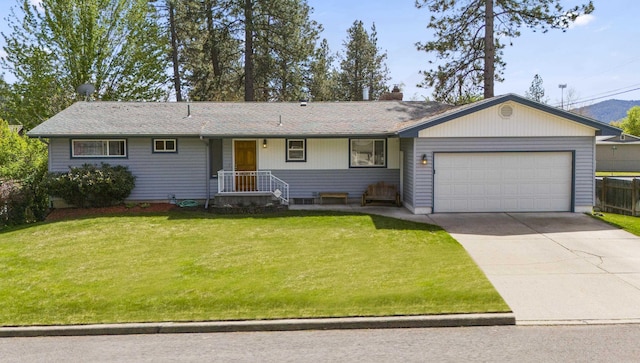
[259,138,400,170]
[272,169,400,201]
[419,102,596,138]
[400,138,416,211]
[49,137,209,201]
[213,137,401,202]
[596,144,640,172]
[413,137,595,212]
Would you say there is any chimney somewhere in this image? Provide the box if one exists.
[379,85,403,101]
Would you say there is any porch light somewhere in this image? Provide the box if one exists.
[263,139,268,148]
[421,154,428,165]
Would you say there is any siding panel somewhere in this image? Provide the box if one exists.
[414,137,594,211]
[270,169,400,201]
[49,137,208,201]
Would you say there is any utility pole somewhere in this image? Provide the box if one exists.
[558,84,567,110]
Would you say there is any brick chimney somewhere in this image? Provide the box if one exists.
[379,85,403,101]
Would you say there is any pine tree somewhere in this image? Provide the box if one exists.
[415,0,594,103]
[307,39,339,101]
[338,20,390,101]
[525,74,546,103]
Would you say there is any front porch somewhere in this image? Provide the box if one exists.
[215,170,290,206]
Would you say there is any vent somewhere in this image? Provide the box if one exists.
[499,104,513,118]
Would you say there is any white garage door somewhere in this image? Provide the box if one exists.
[434,152,572,212]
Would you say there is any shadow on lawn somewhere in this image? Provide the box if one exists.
[1,208,443,234]
[165,208,444,232]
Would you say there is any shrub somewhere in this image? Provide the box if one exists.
[0,119,49,227]
[45,163,136,208]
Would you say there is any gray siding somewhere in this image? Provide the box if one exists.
[596,144,640,172]
[414,137,595,210]
[400,138,415,207]
[271,169,400,201]
[49,137,209,201]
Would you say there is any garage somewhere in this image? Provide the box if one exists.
[434,152,573,213]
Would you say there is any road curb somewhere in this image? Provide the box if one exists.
[0,313,515,337]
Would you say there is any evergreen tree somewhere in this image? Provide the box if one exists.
[338,20,390,101]
[1,0,170,128]
[415,0,594,103]
[525,74,546,103]
[307,39,339,101]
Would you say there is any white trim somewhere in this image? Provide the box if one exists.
[71,139,127,158]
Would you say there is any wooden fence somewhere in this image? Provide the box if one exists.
[596,177,640,216]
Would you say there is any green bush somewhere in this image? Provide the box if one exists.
[0,119,49,228]
[45,163,136,208]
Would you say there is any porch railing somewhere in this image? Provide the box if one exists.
[217,170,289,205]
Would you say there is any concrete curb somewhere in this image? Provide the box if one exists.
[0,313,515,338]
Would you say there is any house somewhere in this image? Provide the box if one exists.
[27,93,620,214]
[8,124,24,135]
[596,134,640,173]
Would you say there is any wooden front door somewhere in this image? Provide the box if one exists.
[234,140,257,191]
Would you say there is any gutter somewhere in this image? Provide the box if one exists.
[200,120,211,209]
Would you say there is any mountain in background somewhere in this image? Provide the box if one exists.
[574,99,640,124]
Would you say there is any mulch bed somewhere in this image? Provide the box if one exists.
[45,203,180,222]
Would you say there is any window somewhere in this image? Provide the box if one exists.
[350,139,385,167]
[286,139,306,162]
[72,139,126,158]
[153,139,177,153]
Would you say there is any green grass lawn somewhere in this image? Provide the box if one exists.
[0,210,508,326]
[594,212,640,236]
[596,172,640,177]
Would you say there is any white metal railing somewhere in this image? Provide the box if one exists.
[217,170,289,205]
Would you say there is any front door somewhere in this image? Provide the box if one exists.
[234,140,257,191]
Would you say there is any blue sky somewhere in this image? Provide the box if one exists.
[1,0,638,106]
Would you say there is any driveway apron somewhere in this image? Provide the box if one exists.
[428,213,640,324]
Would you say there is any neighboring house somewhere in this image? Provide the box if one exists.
[596,134,640,172]
[28,93,620,214]
[8,124,24,136]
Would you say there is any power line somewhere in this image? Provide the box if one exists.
[553,85,640,108]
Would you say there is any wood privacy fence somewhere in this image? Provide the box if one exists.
[596,177,640,216]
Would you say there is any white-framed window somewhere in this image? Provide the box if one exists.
[286,139,306,162]
[71,139,126,158]
[153,138,177,153]
[350,139,386,167]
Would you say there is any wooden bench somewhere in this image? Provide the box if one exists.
[361,182,401,207]
[319,192,349,205]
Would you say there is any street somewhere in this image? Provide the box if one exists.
[1,325,639,362]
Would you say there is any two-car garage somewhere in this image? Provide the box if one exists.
[433,152,573,213]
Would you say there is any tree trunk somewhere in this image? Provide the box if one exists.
[168,0,182,102]
[244,0,255,101]
[483,0,495,99]
[205,0,222,79]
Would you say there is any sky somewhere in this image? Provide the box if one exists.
[0,0,638,107]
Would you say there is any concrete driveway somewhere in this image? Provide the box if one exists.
[428,213,640,325]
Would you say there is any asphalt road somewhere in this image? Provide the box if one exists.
[1,325,640,362]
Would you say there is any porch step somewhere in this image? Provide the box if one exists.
[213,193,278,207]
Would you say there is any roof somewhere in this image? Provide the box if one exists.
[27,101,452,138]
[596,134,640,144]
[27,94,621,138]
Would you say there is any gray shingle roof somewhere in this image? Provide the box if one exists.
[27,101,452,138]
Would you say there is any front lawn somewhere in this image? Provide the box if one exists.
[596,172,640,177]
[593,212,640,236]
[0,210,508,326]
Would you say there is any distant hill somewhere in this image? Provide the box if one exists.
[574,99,640,124]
